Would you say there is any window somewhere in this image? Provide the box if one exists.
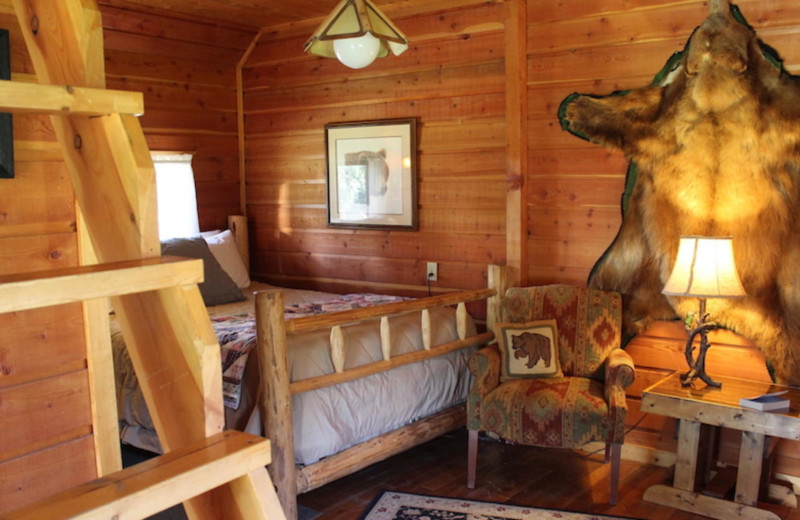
[152,153,200,240]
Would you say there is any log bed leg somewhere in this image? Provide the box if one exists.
[467,429,479,489]
[256,291,298,520]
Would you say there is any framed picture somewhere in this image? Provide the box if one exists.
[325,118,417,230]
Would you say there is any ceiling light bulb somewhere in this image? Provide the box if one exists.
[334,32,380,69]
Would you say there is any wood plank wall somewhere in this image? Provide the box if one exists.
[528,0,800,479]
[0,4,254,513]
[99,2,256,231]
[0,5,95,512]
[241,1,508,297]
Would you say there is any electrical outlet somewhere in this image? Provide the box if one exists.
[426,262,438,282]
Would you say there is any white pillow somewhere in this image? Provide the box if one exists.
[204,229,250,289]
[199,229,222,238]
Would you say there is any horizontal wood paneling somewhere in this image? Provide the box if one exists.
[0,5,90,513]
[101,5,254,230]
[243,2,508,293]
[0,436,96,514]
[0,305,86,388]
[0,370,93,461]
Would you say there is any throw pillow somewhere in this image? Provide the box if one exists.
[204,229,251,289]
[495,319,562,382]
[160,236,245,306]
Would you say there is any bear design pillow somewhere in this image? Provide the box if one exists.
[495,320,562,382]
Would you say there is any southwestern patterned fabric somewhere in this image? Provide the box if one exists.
[502,285,622,380]
[468,285,634,446]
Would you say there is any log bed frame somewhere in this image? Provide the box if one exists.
[254,264,508,519]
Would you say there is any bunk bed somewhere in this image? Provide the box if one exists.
[112,218,504,519]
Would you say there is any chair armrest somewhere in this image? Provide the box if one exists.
[605,347,635,390]
[467,344,501,430]
[604,347,635,444]
[468,344,501,396]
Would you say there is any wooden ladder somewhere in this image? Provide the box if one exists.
[0,259,283,519]
[1,1,287,519]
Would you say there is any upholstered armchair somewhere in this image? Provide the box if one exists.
[466,285,635,505]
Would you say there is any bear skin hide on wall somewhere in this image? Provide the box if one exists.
[558,0,800,385]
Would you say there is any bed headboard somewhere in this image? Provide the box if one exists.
[227,215,249,272]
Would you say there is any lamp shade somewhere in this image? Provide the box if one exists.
[662,236,746,298]
[305,0,409,69]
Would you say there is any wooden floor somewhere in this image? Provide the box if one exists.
[297,427,800,519]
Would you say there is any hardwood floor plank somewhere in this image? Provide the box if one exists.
[297,427,800,519]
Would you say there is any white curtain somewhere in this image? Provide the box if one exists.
[153,153,200,240]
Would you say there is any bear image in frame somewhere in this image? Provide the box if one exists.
[325,118,418,230]
[559,0,800,385]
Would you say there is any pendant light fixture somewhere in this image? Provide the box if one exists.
[304,0,409,69]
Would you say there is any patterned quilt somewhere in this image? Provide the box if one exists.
[218,293,408,409]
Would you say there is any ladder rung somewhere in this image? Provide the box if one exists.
[0,256,203,313]
[1,431,272,520]
[0,79,144,116]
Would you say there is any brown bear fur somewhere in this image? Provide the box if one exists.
[559,0,800,385]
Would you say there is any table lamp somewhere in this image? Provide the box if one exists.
[662,236,746,387]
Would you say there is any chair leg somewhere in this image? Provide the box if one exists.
[607,442,622,505]
[467,429,479,489]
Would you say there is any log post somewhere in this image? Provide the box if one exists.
[256,290,297,520]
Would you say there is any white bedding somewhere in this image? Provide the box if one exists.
[113,282,476,465]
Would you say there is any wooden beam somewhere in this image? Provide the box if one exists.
[0,256,203,313]
[285,288,496,333]
[504,0,527,286]
[78,207,121,478]
[2,432,273,520]
[0,79,143,116]
[237,31,261,217]
[487,263,507,330]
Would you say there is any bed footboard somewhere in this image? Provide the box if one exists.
[256,264,507,520]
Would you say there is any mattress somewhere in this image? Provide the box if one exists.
[112,283,476,465]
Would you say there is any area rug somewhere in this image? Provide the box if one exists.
[360,491,631,520]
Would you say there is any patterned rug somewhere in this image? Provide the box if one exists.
[360,491,634,520]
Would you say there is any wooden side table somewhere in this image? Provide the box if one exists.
[642,373,800,520]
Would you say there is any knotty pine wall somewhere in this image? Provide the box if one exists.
[242,1,507,297]
[0,6,94,512]
[0,3,256,512]
[99,2,256,231]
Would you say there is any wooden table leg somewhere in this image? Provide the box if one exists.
[697,423,718,488]
[674,419,701,491]
[736,431,766,506]
[645,418,780,519]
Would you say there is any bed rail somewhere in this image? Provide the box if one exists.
[255,265,506,520]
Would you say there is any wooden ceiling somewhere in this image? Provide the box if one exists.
[96,0,396,31]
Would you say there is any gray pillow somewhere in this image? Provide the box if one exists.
[160,236,245,306]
